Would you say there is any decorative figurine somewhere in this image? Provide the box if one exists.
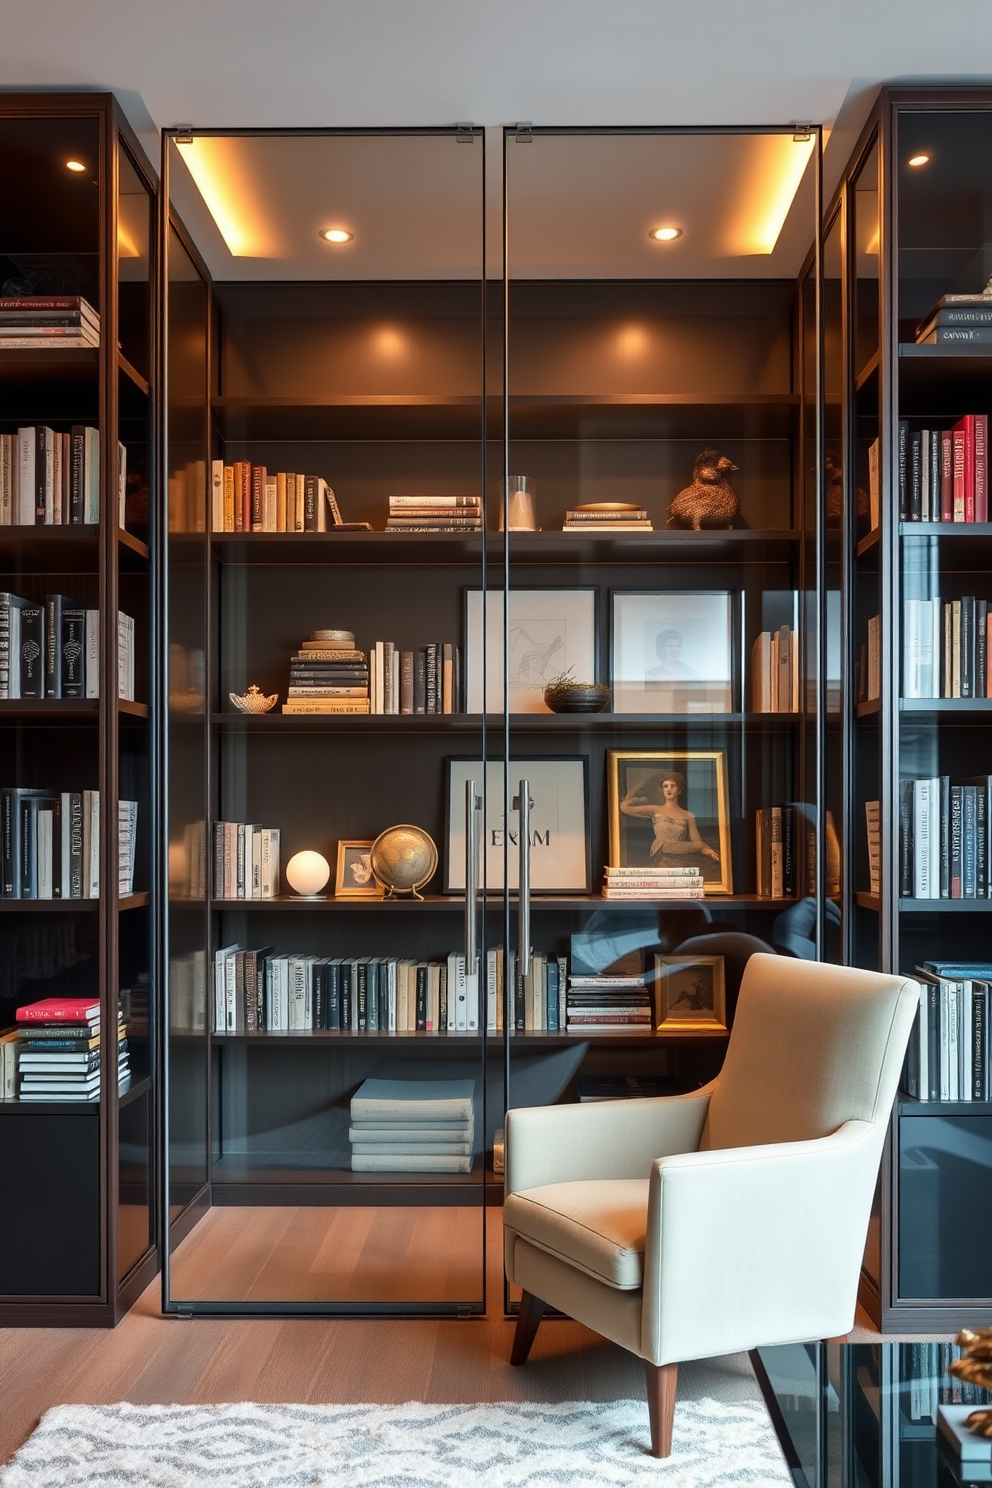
[667,449,741,530]
[229,684,278,714]
[949,1329,992,1437]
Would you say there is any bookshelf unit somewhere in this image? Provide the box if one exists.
[834,88,992,1330]
[158,124,824,1317]
[0,95,157,1325]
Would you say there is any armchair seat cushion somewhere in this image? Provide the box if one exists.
[504,1179,649,1290]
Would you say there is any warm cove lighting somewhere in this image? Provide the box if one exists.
[649,226,682,242]
[65,159,86,172]
[725,132,817,255]
[319,227,353,244]
[908,153,931,167]
[174,136,280,257]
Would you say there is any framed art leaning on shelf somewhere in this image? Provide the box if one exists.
[607,749,733,893]
[464,588,597,713]
[611,590,734,714]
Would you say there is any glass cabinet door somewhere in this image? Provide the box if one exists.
[161,128,489,1314]
[500,127,820,1240]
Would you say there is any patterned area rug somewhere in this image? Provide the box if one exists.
[0,1398,790,1487]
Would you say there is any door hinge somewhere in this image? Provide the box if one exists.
[177,1303,193,1319]
[792,123,813,142]
[173,125,193,145]
[456,1304,474,1319]
[514,122,533,144]
[455,124,476,143]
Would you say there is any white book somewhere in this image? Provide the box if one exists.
[962,982,973,1102]
[913,779,931,899]
[947,982,959,1101]
[486,947,498,1033]
[929,776,941,897]
[39,426,55,523]
[85,610,100,698]
[7,603,20,698]
[387,958,397,1032]
[211,458,224,532]
[374,641,385,714]
[52,432,63,525]
[60,791,72,898]
[213,942,239,1032]
[350,1154,472,1173]
[224,950,238,1033]
[264,476,277,532]
[903,599,920,698]
[751,631,771,712]
[916,983,929,1103]
[391,647,400,716]
[83,789,100,898]
[84,427,100,523]
[932,597,942,700]
[250,824,263,899]
[17,428,35,524]
[37,807,53,898]
[454,952,469,1032]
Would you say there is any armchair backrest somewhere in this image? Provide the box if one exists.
[700,954,919,1152]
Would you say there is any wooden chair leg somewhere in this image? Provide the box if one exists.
[644,1360,678,1458]
[510,1291,545,1365]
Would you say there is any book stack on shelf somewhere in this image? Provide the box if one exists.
[211,462,348,533]
[566,972,655,1033]
[901,775,992,900]
[750,624,799,712]
[14,997,128,1104]
[562,502,653,532]
[486,948,565,1033]
[0,425,102,525]
[212,821,281,899]
[368,639,459,715]
[916,286,992,346]
[283,629,369,716]
[348,1078,475,1174]
[602,865,703,900]
[0,595,135,701]
[903,595,991,699]
[0,295,99,350]
[899,415,988,523]
[904,964,990,1102]
[756,803,814,899]
[0,787,115,899]
[383,494,482,533]
[856,615,881,705]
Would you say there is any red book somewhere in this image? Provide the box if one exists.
[941,431,954,522]
[975,414,988,523]
[952,427,967,521]
[953,415,976,520]
[16,998,100,1024]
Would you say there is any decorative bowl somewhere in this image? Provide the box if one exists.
[229,684,278,714]
[370,824,439,899]
[543,680,612,713]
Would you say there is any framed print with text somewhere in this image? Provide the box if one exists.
[445,757,589,893]
[607,749,732,893]
[612,590,734,714]
[465,589,597,713]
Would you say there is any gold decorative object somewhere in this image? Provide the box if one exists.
[667,449,741,530]
[369,824,438,900]
[309,629,354,643]
[229,684,278,714]
[949,1329,992,1437]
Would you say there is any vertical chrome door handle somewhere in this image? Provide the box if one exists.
[464,780,480,968]
[514,780,531,979]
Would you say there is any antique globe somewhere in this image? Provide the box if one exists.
[369,825,438,899]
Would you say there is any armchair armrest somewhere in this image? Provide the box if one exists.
[641,1119,884,1366]
[505,1088,713,1194]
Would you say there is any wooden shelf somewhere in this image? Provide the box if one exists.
[900,522,992,539]
[900,698,992,714]
[0,346,99,382]
[856,699,880,717]
[0,699,147,721]
[855,892,880,911]
[211,1029,728,1047]
[855,527,880,557]
[212,709,799,733]
[899,897,992,913]
[118,352,149,396]
[855,350,880,392]
[0,891,150,913]
[118,527,150,561]
[211,892,795,912]
[0,1079,151,1116]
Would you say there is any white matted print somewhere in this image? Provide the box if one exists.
[465,589,597,714]
[446,757,589,893]
[612,591,734,714]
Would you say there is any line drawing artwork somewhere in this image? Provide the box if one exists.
[507,623,564,687]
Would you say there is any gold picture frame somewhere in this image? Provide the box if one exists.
[654,955,728,1034]
[607,749,733,894]
[334,840,382,899]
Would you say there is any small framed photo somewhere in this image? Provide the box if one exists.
[445,756,590,893]
[464,588,597,713]
[334,840,382,898]
[612,590,734,714]
[654,955,727,1034]
[607,749,733,893]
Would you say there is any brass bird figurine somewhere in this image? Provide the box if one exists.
[667,449,741,530]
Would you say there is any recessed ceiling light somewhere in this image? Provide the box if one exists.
[319,228,353,244]
[65,159,86,172]
[908,153,931,168]
[648,226,682,242]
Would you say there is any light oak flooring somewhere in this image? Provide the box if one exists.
[1,1205,762,1466]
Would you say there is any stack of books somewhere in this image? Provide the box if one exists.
[563,502,653,531]
[384,495,482,533]
[0,788,110,900]
[750,624,799,712]
[209,463,365,533]
[212,821,281,899]
[916,287,992,347]
[899,415,988,522]
[903,964,991,1102]
[0,425,102,525]
[348,1077,475,1173]
[602,866,704,899]
[14,997,129,1103]
[0,594,134,700]
[566,973,655,1032]
[367,639,459,713]
[282,629,370,715]
[0,295,99,349]
[903,595,992,699]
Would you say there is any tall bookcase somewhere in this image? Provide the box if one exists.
[835,88,992,1330]
[0,95,158,1324]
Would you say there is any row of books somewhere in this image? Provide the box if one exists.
[898,416,988,523]
[916,294,992,345]
[602,866,703,900]
[0,790,137,899]
[212,947,481,1033]
[385,495,482,533]
[903,964,991,1102]
[369,640,459,715]
[212,822,281,900]
[903,596,992,699]
[900,776,992,900]
[210,462,350,533]
[0,594,135,701]
[750,625,799,713]
[0,295,99,349]
[902,1342,988,1421]
[8,996,129,1104]
[349,1077,475,1174]
[755,803,816,899]
[0,426,107,525]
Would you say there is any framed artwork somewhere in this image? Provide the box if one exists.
[445,756,590,893]
[334,840,382,898]
[607,749,733,894]
[654,955,728,1034]
[464,588,597,713]
[611,590,734,714]
[654,958,725,1029]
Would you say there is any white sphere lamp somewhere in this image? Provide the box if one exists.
[285,850,330,898]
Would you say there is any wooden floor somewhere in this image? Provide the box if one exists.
[0,1205,762,1466]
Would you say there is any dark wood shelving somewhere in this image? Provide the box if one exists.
[898,1097,992,1117]
[118,352,149,396]
[212,1028,727,1047]
[855,350,880,392]
[0,891,150,913]
[211,892,795,912]
[900,522,992,539]
[0,698,147,722]
[212,709,799,733]
[855,892,880,911]
[855,527,880,557]
[855,699,880,717]
[118,527,150,561]
[0,346,99,382]
[0,1076,151,1116]
[899,897,992,913]
[899,343,992,362]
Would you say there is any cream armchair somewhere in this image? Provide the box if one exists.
[504,955,918,1457]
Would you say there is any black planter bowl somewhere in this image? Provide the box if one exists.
[543,681,612,713]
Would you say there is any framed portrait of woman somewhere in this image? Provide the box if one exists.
[606,749,733,894]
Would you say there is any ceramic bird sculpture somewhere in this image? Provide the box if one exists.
[667,449,740,530]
